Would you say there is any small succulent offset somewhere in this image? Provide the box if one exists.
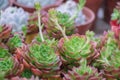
[111,9,120,24]
[93,31,120,79]
[22,3,61,79]
[111,2,120,39]
[63,59,103,80]
[44,8,74,39]
[21,69,33,79]
[111,2,120,24]
[0,47,10,58]
[7,34,22,52]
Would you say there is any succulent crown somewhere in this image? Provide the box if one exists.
[94,31,120,68]
[63,60,102,80]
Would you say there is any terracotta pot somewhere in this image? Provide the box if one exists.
[104,0,119,23]
[11,0,63,13]
[75,7,95,34]
[75,0,103,18]
[85,0,103,29]
[63,0,102,29]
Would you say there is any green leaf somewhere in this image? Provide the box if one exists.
[0,47,10,58]
[76,59,93,75]
[34,2,42,10]
[7,34,22,49]
[48,9,74,30]
[21,70,33,79]
[94,31,120,68]
[0,26,3,32]
[77,0,86,11]
[29,42,58,68]
[63,36,91,60]
[0,57,13,73]
[22,26,27,36]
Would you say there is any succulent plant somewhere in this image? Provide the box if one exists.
[93,31,120,79]
[48,8,99,70]
[24,40,61,78]
[42,8,74,39]
[0,7,29,32]
[63,59,103,80]
[6,34,23,52]
[111,2,120,38]
[20,69,35,79]
[56,0,86,26]
[111,2,120,24]
[21,3,62,79]
[0,25,12,43]
[58,32,99,70]
[0,45,23,79]
[10,75,40,80]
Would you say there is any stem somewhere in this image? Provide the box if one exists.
[68,10,79,22]
[37,11,44,42]
[52,19,69,41]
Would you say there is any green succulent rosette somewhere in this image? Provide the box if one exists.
[58,32,97,69]
[63,60,103,80]
[23,39,61,79]
[93,31,120,79]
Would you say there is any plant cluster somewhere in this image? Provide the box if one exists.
[111,1,120,38]
[0,1,120,80]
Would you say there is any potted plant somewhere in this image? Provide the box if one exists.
[75,0,103,28]
[110,2,120,39]
[43,0,95,34]
[93,31,120,79]
[63,59,103,80]
[104,0,119,23]
[11,0,63,13]
[0,0,13,10]
[0,6,29,32]
[6,34,24,53]
[48,9,99,71]
[21,3,62,80]
[42,8,74,39]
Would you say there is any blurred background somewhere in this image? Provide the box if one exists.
[0,0,119,36]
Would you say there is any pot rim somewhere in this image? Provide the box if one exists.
[75,7,95,27]
[11,0,63,13]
